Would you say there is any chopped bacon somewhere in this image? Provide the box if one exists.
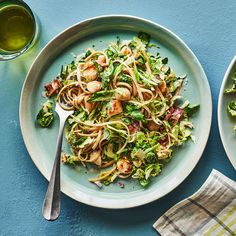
[159,137,169,146]
[44,78,62,97]
[171,107,184,125]
[165,87,172,100]
[128,120,141,134]
[165,106,184,125]
[165,106,175,121]
[147,120,160,131]
[158,80,167,93]
[118,182,125,188]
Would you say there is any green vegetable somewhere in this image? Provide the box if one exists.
[139,178,150,187]
[68,111,87,124]
[172,125,180,140]
[68,135,93,149]
[101,61,114,89]
[122,117,132,125]
[105,44,119,59]
[224,77,236,93]
[36,100,54,127]
[61,153,77,165]
[132,163,161,187]
[132,168,145,179]
[146,152,157,163]
[124,103,137,113]
[138,70,159,87]
[129,37,146,51]
[227,101,236,116]
[84,50,92,58]
[145,164,161,179]
[88,90,115,102]
[184,104,200,117]
[119,73,132,84]
[130,110,145,122]
[162,57,168,64]
[124,103,146,123]
[136,55,146,65]
[138,32,150,46]
[169,78,183,92]
[149,57,163,74]
[60,61,77,80]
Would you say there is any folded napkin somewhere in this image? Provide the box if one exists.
[153,169,236,236]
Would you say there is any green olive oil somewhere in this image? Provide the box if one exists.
[0,5,35,52]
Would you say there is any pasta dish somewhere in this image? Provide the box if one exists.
[36,33,199,187]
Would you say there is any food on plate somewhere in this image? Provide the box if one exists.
[224,74,236,130]
[36,33,199,187]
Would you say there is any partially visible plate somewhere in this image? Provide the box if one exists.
[218,56,236,170]
[20,15,212,209]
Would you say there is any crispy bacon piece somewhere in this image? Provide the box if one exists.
[171,107,184,125]
[147,120,160,131]
[159,136,169,146]
[44,78,62,97]
[128,121,141,134]
[165,106,184,125]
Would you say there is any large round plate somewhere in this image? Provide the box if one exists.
[218,56,236,169]
[20,15,212,208]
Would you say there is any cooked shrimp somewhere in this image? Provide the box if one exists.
[84,95,94,112]
[96,55,108,67]
[87,81,102,93]
[107,100,123,117]
[120,46,132,55]
[115,87,131,101]
[82,65,97,81]
[117,159,132,174]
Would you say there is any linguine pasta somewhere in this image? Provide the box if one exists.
[37,33,199,187]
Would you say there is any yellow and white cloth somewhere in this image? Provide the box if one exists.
[153,169,236,236]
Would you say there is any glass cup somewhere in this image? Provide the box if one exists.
[0,0,38,60]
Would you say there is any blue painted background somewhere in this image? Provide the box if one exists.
[1,0,236,235]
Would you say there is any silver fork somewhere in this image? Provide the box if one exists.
[42,103,73,221]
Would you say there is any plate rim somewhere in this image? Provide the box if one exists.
[218,55,236,170]
[19,14,212,209]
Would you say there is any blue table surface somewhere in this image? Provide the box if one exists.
[1,0,236,235]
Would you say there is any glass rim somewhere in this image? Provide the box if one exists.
[0,0,38,61]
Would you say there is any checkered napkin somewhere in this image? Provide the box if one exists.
[153,169,236,236]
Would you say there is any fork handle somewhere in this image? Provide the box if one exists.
[42,118,66,221]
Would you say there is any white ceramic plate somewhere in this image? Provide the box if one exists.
[218,55,236,170]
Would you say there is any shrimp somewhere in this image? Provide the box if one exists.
[84,95,94,112]
[96,55,108,67]
[117,159,132,174]
[107,100,123,117]
[120,46,132,55]
[82,65,97,81]
[115,87,131,101]
[87,81,102,93]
